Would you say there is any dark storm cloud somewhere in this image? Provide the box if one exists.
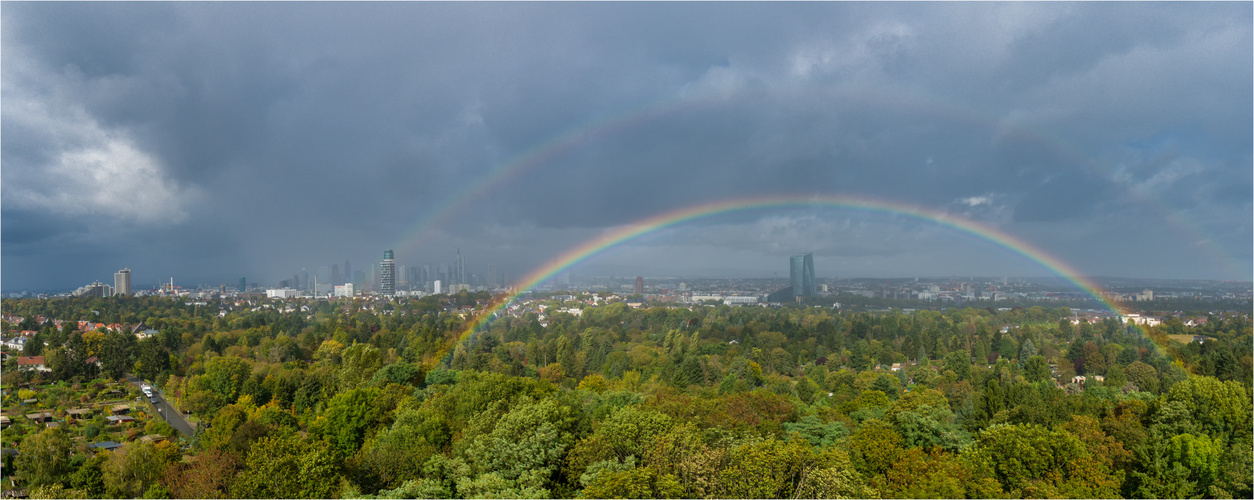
[3,2,1250,290]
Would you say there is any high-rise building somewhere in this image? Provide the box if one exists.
[331,264,341,285]
[398,264,409,291]
[82,281,112,297]
[380,249,396,296]
[635,276,644,294]
[344,260,352,285]
[114,268,132,296]
[239,277,246,292]
[456,249,466,286]
[790,253,816,298]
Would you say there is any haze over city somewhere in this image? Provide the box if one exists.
[3,2,1251,292]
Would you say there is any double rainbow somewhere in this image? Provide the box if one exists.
[392,85,1243,279]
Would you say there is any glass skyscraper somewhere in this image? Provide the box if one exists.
[790,253,816,298]
[380,249,396,296]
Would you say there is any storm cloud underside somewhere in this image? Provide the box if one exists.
[2,2,1250,290]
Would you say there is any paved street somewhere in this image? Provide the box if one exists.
[124,374,194,437]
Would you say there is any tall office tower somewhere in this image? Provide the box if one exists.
[331,264,341,285]
[114,268,132,296]
[398,264,409,291]
[86,281,113,297]
[344,260,351,285]
[421,264,431,285]
[380,249,396,296]
[790,253,816,298]
[318,266,331,286]
[635,276,644,294]
[303,269,310,292]
[239,277,246,292]
[456,249,466,286]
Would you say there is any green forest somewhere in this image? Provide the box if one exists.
[2,293,1251,499]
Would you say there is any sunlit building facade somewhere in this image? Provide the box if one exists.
[114,268,132,296]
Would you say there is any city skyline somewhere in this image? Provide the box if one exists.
[3,2,1251,292]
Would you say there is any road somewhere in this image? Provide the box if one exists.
[123,374,194,437]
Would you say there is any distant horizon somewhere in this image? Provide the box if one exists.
[7,272,1249,296]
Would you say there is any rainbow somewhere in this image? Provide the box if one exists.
[392,84,1244,278]
[449,194,1143,352]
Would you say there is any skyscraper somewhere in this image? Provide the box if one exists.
[790,253,816,298]
[318,265,331,286]
[331,264,341,285]
[456,249,466,286]
[635,276,644,294]
[344,260,351,285]
[114,268,132,296]
[380,249,396,296]
[239,277,246,292]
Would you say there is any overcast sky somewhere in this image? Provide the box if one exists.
[3,2,1251,291]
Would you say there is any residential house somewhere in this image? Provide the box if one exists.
[2,337,27,351]
[15,356,46,372]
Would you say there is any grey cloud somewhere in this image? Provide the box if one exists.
[2,2,1250,290]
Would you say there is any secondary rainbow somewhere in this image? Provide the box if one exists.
[456,194,1140,341]
[392,84,1243,278]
